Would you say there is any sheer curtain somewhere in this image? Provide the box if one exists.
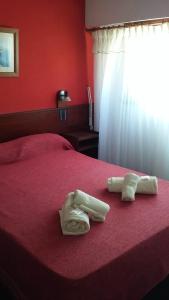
[93,23,169,179]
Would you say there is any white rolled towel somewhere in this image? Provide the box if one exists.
[107,175,158,194]
[72,189,110,222]
[59,193,90,235]
[122,173,140,201]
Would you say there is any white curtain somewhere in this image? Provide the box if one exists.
[93,23,169,179]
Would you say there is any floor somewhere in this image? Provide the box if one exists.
[143,275,169,300]
[0,285,16,300]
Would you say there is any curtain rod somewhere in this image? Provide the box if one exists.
[86,17,169,32]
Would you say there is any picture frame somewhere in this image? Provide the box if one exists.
[0,27,19,77]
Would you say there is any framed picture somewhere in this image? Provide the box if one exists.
[0,27,19,77]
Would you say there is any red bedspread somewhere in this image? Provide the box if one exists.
[0,134,169,300]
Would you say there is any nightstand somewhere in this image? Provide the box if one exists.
[63,131,99,158]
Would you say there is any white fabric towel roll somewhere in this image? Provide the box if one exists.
[107,175,158,194]
[73,189,110,222]
[122,173,140,201]
[107,177,124,192]
[59,193,90,235]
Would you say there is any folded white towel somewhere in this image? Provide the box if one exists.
[107,177,124,192]
[59,193,90,235]
[122,173,140,201]
[107,175,158,194]
[72,189,110,222]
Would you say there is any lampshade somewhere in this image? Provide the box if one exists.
[57,90,71,102]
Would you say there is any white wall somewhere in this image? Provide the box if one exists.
[85,0,169,28]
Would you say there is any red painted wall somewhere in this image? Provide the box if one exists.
[0,0,88,113]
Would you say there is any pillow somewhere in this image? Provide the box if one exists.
[0,133,73,164]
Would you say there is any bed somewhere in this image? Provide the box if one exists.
[0,132,169,300]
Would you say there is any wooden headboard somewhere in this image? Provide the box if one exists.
[0,104,89,143]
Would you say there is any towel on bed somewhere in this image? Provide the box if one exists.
[107,175,158,194]
[59,192,90,235]
[122,173,140,201]
[72,189,110,222]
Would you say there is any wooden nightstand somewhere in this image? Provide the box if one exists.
[63,131,99,158]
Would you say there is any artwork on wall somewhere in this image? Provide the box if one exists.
[0,27,19,77]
